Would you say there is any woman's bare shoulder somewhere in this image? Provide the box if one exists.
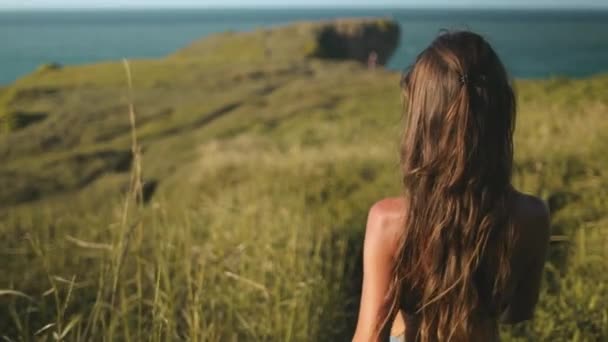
[369,197,407,228]
[370,197,407,219]
[365,197,407,256]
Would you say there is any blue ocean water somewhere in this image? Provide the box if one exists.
[1,8,607,84]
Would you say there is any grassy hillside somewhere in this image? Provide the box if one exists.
[1,19,608,341]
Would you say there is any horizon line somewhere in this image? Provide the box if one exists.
[2,5,608,11]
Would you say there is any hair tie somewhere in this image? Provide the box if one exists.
[459,74,469,85]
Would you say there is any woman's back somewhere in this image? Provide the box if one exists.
[379,190,550,341]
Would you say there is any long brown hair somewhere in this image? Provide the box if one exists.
[385,31,517,341]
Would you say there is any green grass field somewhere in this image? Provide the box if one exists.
[1,19,607,341]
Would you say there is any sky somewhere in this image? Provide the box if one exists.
[1,0,607,9]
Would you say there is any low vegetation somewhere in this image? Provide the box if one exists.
[1,19,607,341]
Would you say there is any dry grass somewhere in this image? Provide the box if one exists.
[1,45,608,342]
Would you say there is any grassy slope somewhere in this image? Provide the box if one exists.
[1,20,608,341]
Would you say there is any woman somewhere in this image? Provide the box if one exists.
[352,31,551,342]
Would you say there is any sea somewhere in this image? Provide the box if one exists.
[1,8,608,84]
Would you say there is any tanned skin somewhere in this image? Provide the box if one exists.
[353,191,550,342]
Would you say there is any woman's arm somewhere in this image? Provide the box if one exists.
[501,199,551,324]
[353,199,403,342]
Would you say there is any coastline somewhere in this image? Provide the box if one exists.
[1,8,608,84]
